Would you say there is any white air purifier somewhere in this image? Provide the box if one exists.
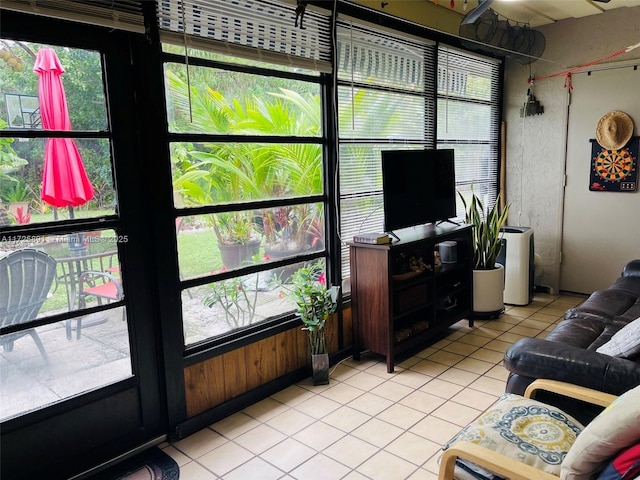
[497,227,535,306]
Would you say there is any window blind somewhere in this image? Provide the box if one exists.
[337,20,436,280]
[0,0,145,33]
[156,0,332,72]
[437,46,502,218]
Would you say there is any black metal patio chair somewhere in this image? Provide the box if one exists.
[0,249,57,363]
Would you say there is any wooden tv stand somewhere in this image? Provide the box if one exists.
[349,223,474,373]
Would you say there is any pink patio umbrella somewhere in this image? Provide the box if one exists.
[34,48,94,218]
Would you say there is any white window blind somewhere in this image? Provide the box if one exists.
[1,0,145,33]
[156,0,332,72]
[337,21,436,280]
[437,46,501,217]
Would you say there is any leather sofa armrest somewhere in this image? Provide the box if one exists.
[622,259,640,278]
[504,338,640,395]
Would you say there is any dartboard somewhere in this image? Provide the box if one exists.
[593,148,635,182]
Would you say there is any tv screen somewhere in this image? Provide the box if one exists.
[381,149,456,232]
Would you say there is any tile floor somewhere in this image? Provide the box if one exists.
[160,293,585,480]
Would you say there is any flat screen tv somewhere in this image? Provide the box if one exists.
[381,149,456,233]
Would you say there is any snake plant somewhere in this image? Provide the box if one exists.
[459,190,509,270]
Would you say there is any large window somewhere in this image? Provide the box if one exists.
[337,22,437,281]
[159,0,332,347]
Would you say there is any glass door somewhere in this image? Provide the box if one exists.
[0,11,165,479]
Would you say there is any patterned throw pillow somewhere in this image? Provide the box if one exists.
[442,394,585,480]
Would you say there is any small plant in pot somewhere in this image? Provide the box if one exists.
[459,189,509,317]
[285,260,340,385]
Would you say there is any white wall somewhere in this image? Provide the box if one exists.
[503,5,640,293]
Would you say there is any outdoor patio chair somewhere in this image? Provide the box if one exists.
[0,248,57,363]
[439,379,640,480]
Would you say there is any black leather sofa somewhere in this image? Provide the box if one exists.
[503,259,640,422]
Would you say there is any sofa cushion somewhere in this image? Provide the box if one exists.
[596,318,640,358]
[610,276,640,297]
[442,393,584,480]
[565,290,640,324]
[545,318,622,351]
[561,385,640,480]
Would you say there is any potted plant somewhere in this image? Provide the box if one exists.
[459,189,509,317]
[286,261,340,385]
[2,181,32,224]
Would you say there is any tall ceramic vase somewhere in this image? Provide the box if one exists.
[311,353,329,385]
[472,263,505,319]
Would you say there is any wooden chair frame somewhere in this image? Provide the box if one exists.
[438,379,617,480]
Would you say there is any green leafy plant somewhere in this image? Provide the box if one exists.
[204,267,260,329]
[284,261,339,355]
[459,189,509,270]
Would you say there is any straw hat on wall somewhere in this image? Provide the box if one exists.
[596,110,634,150]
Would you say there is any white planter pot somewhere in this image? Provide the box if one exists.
[472,263,505,316]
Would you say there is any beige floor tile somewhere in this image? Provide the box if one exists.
[538,306,568,316]
[391,369,432,389]
[519,318,553,330]
[365,361,405,378]
[322,405,372,432]
[322,435,379,468]
[484,364,509,381]
[320,382,365,404]
[430,338,453,350]
[341,471,369,480]
[270,385,317,407]
[442,341,479,356]
[482,339,513,353]
[211,412,261,439]
[161,445,191,467]
[198,442,254,476]
[234,424,287,454]
[480,321,512,332]
[470,326,502,339]
[468,376,506,396]
[420,378,464,399]
[407,467,439,480]
[444,330,465,341]
[376,403,426,430]
[397,355,423,369]
[261,438,316,472]
[358,449,418,480]
[436,367,479,387]
[457,333,491,347]
[242,397,290,422]
[348,391,394,416]
[342,356,380,371]
[427,350,465,367]
[451,388,499,410]
[409,415,462,443]
[496,331,526,344]
[399,390,445,414]
[452,357,494,375]
[290,453,351,480]
[351,417,404,448]
[384,431,441,466]
[468,348,504,364]
[414,346,439,359]
[265,408,316,436]
[293,420,345,451]
[409,359,449,377]
[508,325,543,337]
[528,312,561,323]
[343,371,386,391]
[422,451,443,474]
[330,363,360,381]
[173,428,228,459]
[223,457,283,480]
[369,379,414,402]
[178,461,218,480]
[504,307,535,318]
[295,394,342,419]
[430,401,481,427]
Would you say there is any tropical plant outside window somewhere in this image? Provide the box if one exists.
[163,47,328,345]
